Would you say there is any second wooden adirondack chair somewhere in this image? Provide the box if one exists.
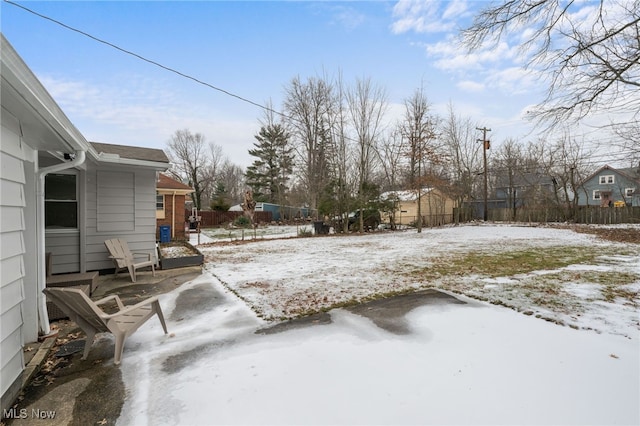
[104,238,156,282]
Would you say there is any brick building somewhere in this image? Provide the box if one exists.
[156,174,194,241]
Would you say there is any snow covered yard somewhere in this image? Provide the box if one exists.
[200,224,639,338]
[116,224,639,425]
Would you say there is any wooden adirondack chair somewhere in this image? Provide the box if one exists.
[104,238,156,282]
[43,287,168,365]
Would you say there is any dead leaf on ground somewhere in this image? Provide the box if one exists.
[97,418,107,425]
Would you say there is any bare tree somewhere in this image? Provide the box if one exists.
[492,138,525,220]
[613,122,640,161]
[399,87,440,233]
[544,133,595,219]
[199,143,225,209]
[346,77,388,232]
[322,73,356,232]
[283,76,334,210]
[376,127,406,229]
[166,129,219,211]
[462,0,640,130]
[440,103,483,221]
[217,160,245,205]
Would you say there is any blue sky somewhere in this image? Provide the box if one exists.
[1,1,621,168]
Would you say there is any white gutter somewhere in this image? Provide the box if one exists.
[97,152,170,170]
[36,150,86,334]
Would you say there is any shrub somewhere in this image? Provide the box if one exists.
[233,215,251,228]
[298,226,313,237]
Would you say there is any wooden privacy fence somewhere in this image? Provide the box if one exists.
[397,214,455,227]
[190,206,639,228]
[574,206,640,224]
[481,206,640,224]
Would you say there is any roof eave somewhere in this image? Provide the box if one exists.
[2,35,91,154]
[96,154,170,170]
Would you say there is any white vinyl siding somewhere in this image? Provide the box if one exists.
[45,232,81,274]
[0,116,26,408]
[97,171,135,232]
[86,167,159,271]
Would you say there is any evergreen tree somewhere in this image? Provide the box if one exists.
[210,182,231,211]
[245,124,294,205]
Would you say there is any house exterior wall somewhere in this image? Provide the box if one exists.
[577,169,640,207]
[42,163,159,274]
[1,110,28,412]
[1,34,169,412]
[85,165,159,272]
[156,193,187,241]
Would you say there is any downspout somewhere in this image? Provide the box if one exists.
[36,150,86,334]
[172,191,176,239]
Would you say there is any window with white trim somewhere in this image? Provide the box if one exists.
[625,188,635,197]
[156,193,165,219]
[593,190,601,200]
[599,175,615,184]
[45,173,78,229]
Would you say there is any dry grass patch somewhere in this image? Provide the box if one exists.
[408,246,619,279]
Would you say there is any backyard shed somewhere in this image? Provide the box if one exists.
[381,188,457,226]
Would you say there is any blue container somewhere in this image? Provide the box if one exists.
[159,225,171,243]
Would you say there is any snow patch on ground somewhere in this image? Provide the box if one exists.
[115,224,639,425]
[200,224,639,337]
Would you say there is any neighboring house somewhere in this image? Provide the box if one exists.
[156,174,194,241]
[577,164,640,207]
[1,35,169,411]
[381,188,456,226]
[494,171,556,209]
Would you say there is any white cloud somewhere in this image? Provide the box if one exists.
[442,0,469,20]
[457,80,484,93]
[391,0,460,34]
[428,40,516,72]
[485,67,537,95]
[38,74,256,168]
[329,5,366,30]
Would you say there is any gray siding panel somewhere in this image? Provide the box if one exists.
[1,117,26,405]
[97,171,134,232]
[85,167,159,271]
[45,233,80,274]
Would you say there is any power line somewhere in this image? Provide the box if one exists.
[5,0,635,168]
[3,0,289,120]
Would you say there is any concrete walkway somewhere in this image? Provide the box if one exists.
[6,266,202,426]
[7,266,468,425]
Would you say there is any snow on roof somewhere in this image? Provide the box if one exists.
[381,188,433,201]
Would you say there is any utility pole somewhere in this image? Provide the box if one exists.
[477,127,491,221]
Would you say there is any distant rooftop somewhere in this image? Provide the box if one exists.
[157,173,193,191]
[90,142,169,163]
